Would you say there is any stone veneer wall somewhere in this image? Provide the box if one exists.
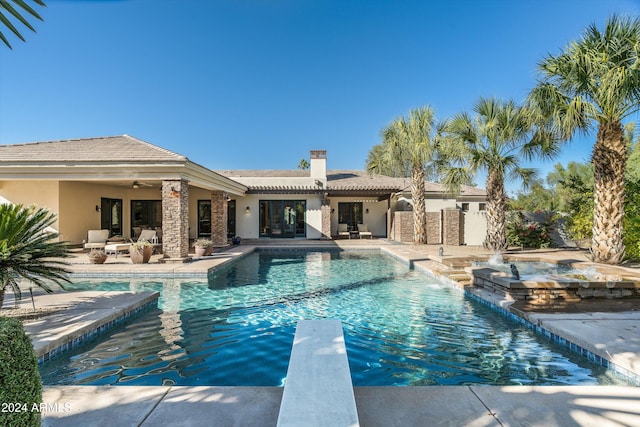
[471,268,640,302]
[426,212,441,244]
[321,198,331,239]
[211,191,228,246]
[390,209,464,245]
[443,208,463,246]
[390,211,414,242]
[162,179,189,259]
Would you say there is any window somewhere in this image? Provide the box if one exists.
[131,200,162,236]
[479,203,486,211]
[338,202,363,227]
[461,203,470,212]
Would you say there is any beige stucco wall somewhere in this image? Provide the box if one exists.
[0,180,60,212]
[329,197,388,237]
[58,182,136,244]
[463,210,487,246]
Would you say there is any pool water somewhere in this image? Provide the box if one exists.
[40,251,625,386]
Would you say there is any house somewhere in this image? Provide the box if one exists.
[0,136,487,260]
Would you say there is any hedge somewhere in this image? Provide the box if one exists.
[0,317,42,427]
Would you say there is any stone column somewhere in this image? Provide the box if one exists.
[321,197,331,239]
[161,179,191,261]
[211,191,228,246]
[443,208,463,246]
[426,211,442,244]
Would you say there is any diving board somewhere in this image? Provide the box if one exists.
[277,320,360,427]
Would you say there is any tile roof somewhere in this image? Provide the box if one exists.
[0,135,186,163]
[218,169,486,195]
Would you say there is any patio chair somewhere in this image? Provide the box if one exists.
[338,223,350,239]
[84,229,109,250]
[358,224,372,239]
[133,229,161,254]
[137,229,157,242]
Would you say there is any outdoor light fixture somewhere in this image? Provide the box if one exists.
[365,208,369,214]
[245,206,250,214]
[95,205,101,212]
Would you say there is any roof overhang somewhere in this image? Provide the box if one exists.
[0,159,247,196]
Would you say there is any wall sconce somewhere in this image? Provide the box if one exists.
[245,206,250,214]
[331,208,335,214]
[365,208,369,214]
[95,205,101,212]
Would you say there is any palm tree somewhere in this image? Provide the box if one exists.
[0,0,46,49]
[442,97,560,251]
[367,106,443,244]
[0,204,71,308]
[297,159,309,170]
[528,15,640,264]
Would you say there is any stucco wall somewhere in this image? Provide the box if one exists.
[0,179,61,234]
[59,182,135,244]
[328,197,388,237]
[463,210,487,246]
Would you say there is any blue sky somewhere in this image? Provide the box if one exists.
[1,0,639,194]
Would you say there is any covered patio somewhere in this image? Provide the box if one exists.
[0,135,247,261]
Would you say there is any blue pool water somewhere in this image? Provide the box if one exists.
[40,251,625,386]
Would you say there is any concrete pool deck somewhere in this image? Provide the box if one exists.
[5,241,640,426]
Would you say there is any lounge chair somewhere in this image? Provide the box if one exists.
[137,229,157,242]
[338,223,350,239]
[358,224,372,239]
[84,229,109,250]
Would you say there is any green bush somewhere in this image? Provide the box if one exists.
[506,211,554,249]
[0,317,42,427]
[623,178,640,261]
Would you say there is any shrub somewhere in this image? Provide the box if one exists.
[0,317,42,427]
[506,211,554,249]
[194,238,213,248]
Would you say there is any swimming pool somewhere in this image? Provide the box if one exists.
[40,250,625,386]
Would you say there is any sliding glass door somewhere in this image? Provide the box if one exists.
[259,200,305,238]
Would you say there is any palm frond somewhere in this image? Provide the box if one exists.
[0,0,46,49]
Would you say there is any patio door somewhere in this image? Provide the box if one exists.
[259,200,305,238]
[197,200,211,238]
[101,198,122,237]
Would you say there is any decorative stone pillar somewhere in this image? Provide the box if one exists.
[443,208,463,246]
[161,179,191,261]
[211,191,228,246]
[321,197,331,239]
[426,211,442,244]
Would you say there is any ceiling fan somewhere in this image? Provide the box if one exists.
[131,181,153,189]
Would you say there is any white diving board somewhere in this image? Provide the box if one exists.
[277,319,360,427]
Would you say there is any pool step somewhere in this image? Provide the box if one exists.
[277,319,360,427]
[440,270,473,285]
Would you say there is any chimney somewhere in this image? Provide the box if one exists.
[310,150,326,180]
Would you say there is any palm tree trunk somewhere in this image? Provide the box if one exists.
[411,165,427,244]
[591,121,626,264]
[485,169,507,251]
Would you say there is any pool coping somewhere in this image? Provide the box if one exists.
[15,291,160,364]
